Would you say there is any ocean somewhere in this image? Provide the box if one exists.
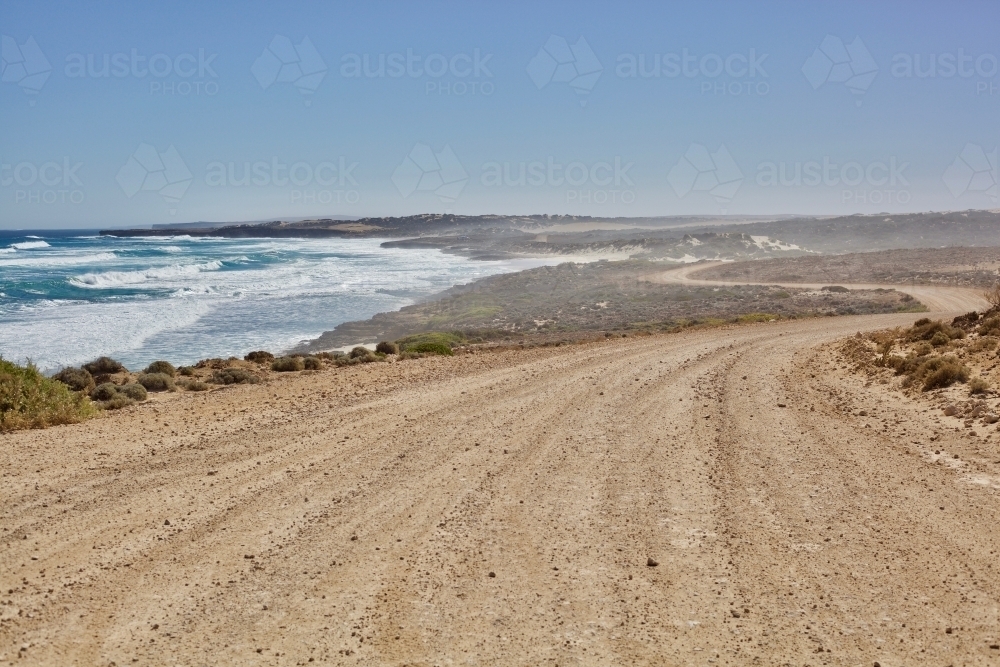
[0,230,554,373]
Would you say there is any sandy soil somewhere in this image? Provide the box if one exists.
[3,290,1000,665]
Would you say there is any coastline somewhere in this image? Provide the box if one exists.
[292,257,922,354]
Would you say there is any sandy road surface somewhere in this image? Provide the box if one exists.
[4,293,1000,664]
[647,261,990,313]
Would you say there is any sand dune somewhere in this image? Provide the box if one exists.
[4,293,1000,663]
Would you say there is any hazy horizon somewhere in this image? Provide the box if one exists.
[3,0,1000,228]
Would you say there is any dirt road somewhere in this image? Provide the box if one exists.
[647,261,990,313]
[3,295,1000,664]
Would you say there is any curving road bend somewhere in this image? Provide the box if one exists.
[2,277,1000,664]
[647,261,989,313]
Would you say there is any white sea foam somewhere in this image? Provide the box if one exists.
[1,235,564,372]
[71,260,225,288]
[9,240,50,250]
[0,297,212,372]
[0,251,117,266]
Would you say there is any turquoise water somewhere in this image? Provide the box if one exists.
[0,230,551,372]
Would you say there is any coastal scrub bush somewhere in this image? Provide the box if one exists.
[53,366,95,393]
[979,316,1000,336]
[210,368,260,385]
[303,356,322,370]
[90,383,119,401]
[195,358,228,369]
[969,377,990,395]
[406,342,453,356]
[396,332,464,352]
[375,341,399,355]
[0,358,95,431]
[83,356,125,375]
[970,336,998,353]
[906,319,963,343]
[906,355,969,391]
[272,356,304,372]
[99,394,135,410]
[144,360,176,377]
[178,366,196,376]
[245,350,274,363]
[118,383,148,401]
[930,331,951,347]
[137,373,175,392]
[179,379,209,391]
[333,347,381,366]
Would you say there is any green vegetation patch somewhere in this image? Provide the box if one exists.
[396,332,465,352]
[0,358,95,431]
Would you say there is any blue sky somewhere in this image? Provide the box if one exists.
[2,0,999,228]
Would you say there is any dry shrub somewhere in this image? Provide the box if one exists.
[303,356,322,370]
[177,379,209,391]
[969,377,990,395]
[82,356,126,375]
[137,372,175,392]
[906,319,964,343]
[99,394,135,411]
[930,331,951,347]
[375,341,399,355]
[52,366,95,393]
[272,356,304,372]
[178,366,196,376]
[90,383,119,401]
[118,383,148,401]
[983,283,1000,309]
[211,368,260,385]
[905,355,969,391]
[1,358,95,431]
[244,350,274,363]
[195,358,229,369]
[144,360,176,376]
[970,336,998,353]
